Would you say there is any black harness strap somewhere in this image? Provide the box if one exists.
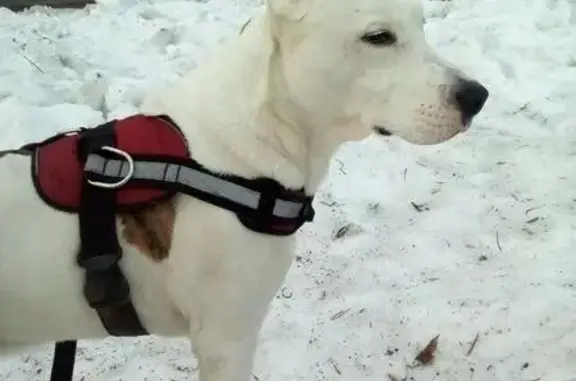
[47,124,147,381]
[84,153,316,235]
[76,122,148,336]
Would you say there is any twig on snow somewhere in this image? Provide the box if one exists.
[330,308,350,321]
[334,159,347,175]
[239,17,252,35]
[334,224,351,239]
[466,333,480,356]
[14,47,45,73]
[410,201,429,212]
[525,206,542,215]
[495,231,503,252]
[328,357,342,375]
[333,223,363,240]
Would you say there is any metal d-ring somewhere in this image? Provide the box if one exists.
[86,146,135,189]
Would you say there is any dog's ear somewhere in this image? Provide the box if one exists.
[265,0,307,21]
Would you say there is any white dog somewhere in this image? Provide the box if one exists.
[0,0,488,380]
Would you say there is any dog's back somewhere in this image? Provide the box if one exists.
[0,151,109,347]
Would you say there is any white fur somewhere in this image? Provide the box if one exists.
[0,0,487,380]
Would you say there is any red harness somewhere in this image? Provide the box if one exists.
[32,114,189,211]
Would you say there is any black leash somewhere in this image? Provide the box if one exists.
[50,341,77,381]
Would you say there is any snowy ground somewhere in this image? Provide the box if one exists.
[1,0,576,380]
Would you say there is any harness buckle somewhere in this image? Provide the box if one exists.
[299,198,316,222]
[77,252,120,272]
[86,146,135,189]
[82,261,131,310]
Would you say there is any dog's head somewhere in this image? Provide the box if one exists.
[265,0,489,145]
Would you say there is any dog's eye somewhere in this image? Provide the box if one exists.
[360,30,397,47]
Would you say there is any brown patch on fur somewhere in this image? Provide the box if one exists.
[120,199,176,261]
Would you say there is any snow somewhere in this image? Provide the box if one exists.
[1,0,576,380]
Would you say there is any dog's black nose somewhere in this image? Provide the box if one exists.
[453,79,489,121]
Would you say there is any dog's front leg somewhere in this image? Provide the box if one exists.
[188,271,280,381]
[190,253,291,381]
[195,323,258,381]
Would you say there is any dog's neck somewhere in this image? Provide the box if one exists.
[141,11,355,194]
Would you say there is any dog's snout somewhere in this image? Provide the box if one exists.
[453,79,489,121]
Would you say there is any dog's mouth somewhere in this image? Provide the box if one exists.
[461,116,473,130]
[373,126,393,136]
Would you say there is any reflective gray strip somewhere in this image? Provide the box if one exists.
[84,154,305,219]
[273,199,303,218]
